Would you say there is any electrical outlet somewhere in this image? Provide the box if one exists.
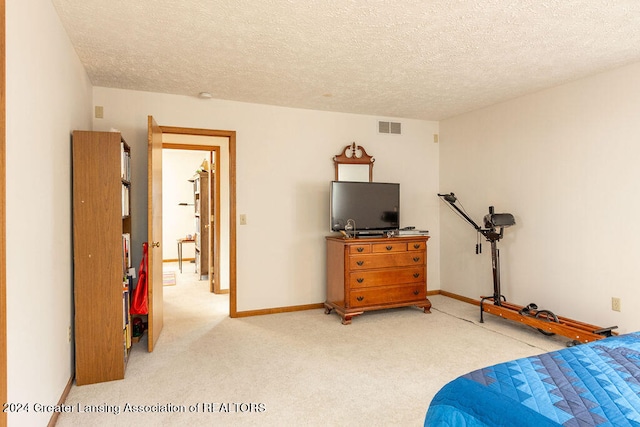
[611,297,621,312]
[239,214,247,225]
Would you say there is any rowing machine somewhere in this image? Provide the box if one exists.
[438,192,617,344]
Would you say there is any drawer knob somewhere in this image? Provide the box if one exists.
[413,257,421,262]
[413,290,420,295]
[357,247,364,252]
[356,260,364,266]
[414,244,421,249]
[413,273,420,278]
[357,278,364,283]
[357,296,364,301]
[386,245,393,250]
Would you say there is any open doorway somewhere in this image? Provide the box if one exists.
[159,131,233,317]
[161,148,217,282]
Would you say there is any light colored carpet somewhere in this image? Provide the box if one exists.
[57,266,567,426]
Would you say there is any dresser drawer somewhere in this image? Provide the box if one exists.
[349,284,426,307]
[349,244,371,254]
[349,252,425,270]
[372,242,407,253]
[407,241,426,251]
[349,267,425,288]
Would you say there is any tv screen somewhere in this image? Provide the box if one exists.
[330,181,400,232]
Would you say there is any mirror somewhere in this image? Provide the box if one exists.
[333,142,374,182]
[338,163,370,182]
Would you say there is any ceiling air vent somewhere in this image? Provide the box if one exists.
[378,121,401,135]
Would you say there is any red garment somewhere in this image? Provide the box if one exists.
[130,242,148,315]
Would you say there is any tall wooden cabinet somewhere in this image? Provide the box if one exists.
[324,235,431,324]
[192,171,209,279]
[72,130,132,385]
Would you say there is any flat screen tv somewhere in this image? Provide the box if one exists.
[330,181,400,233]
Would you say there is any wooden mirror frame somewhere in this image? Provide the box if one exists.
[333,142,375,182]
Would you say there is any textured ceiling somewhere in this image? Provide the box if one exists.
[51,0,640,120]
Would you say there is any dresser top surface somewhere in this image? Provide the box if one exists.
[326,234,429,244]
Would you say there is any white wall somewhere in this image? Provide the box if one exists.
[5,0,93,425]
[440,61,640,334]
[92,87,440,311]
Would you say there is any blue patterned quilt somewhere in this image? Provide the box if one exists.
[425,332,640,426]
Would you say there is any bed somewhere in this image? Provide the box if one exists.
[425,332,640,426]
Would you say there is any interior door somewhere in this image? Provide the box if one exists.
[147,115,163,351]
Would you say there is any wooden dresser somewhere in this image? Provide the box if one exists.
[325,235,431,324]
